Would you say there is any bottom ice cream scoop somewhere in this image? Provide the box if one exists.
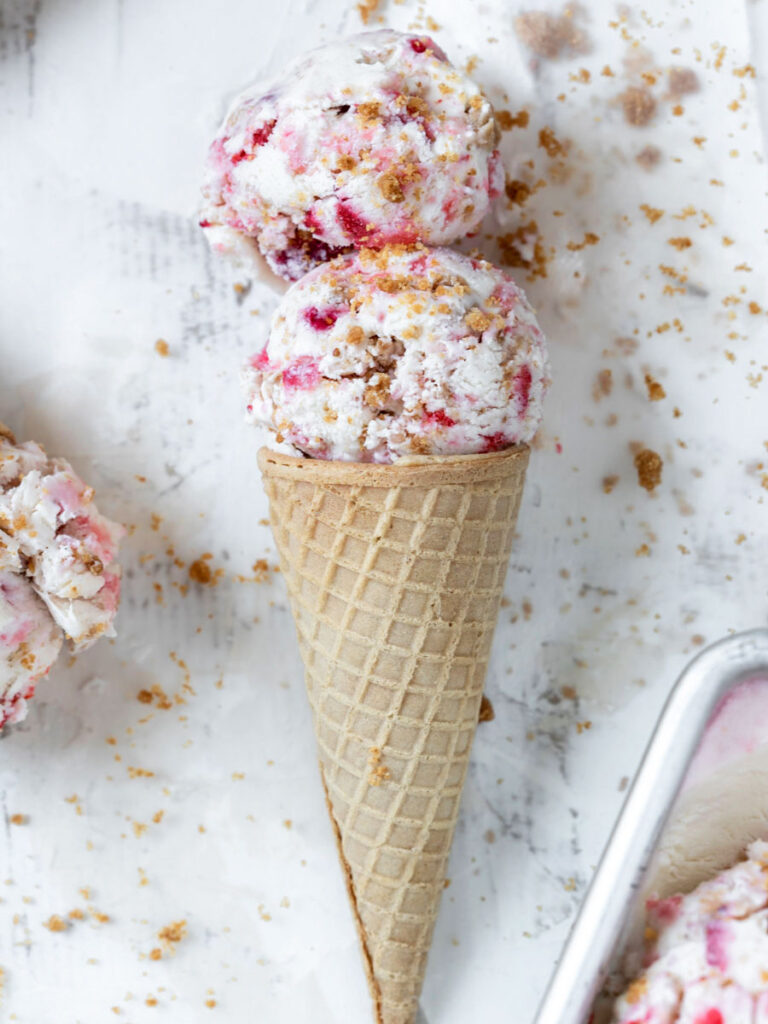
[243,244,550,462]
[612,840,768,1023]
[0,424,124,727]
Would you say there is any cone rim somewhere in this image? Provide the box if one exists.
[257,443,529,487]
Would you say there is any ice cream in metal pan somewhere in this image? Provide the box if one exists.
[535,629,768,1024]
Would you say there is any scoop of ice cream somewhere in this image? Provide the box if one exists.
[611,840,768,1023]
[0,424,124,727]
[243,244,549,462]
[201,30,502,281]
[0,571,63,727]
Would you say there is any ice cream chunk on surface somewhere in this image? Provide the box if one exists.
[201,29,503,280]
[612,840,768,1023]
[0,424,123,727]
[243,244,550,463]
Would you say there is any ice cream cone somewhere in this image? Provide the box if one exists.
[258,444,530,1024]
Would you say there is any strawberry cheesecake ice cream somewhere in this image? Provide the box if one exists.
[611,840,768,1023]
[201,30,502,280]
[0,424,124,727]
[242,244,549,462]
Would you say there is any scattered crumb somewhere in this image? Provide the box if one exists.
[189,557,213,585]
[668,236,692,250]
[356,0,379,24]
[154,340,169,358]
[478,695,495,723]
[602,475,619,494]
[634,449,663,492]
[43,915,69,933]
[514,8,589,58]
[621,87,657,126]
[496,109,530,130]
[644,374,666,401]
[538,126,567,158]
[368,747,391,786]
[636,145,662,169]
[639,204,664,224]
[158,920,187,947]
[149,948,163,961]
[9,814,26,825]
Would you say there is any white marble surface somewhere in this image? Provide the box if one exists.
[1,0,767,1021]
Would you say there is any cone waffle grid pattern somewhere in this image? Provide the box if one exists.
[258,447,529,1024]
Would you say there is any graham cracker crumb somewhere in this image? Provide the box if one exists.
[44,915,69,933]
[149,948,162,961]
[636,145,662,169]
[357,0,379,23]
[602,475,619,494]
[189,557,213,585]
[593,369,613,400]
[465,308,493,332]
[621,87,657,126]
[158,920,187,947]
[496,109,530,130]
[634,449,663,492]
[644,374,666,401]
[478,695,495,723]
[154,340,169,358]
[538,126,567,158]
[378,172,404,203]
[668,237,692,250]
[9,814,26,825]
[367,747,391,786]
[514,8,589,58]
[640,204,664,224]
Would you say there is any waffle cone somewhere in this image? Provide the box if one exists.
[258,445,530,1024]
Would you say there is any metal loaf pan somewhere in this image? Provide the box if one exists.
[535,628,768,1024]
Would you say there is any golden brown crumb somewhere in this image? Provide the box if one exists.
[149,948,163,961]
[346,326,365,345]
[69,908,85,920]
[378,172,404,203]
[356,101,381,126]
[356,0,379,23]
[158,920,187,946]
[566,232,600,251]
[640,204,664,224]
[464,308,493,332]
[44,915,69,933]
[154,340,169,358]
[668,237,692,250]
[9,813,26,825]
[335,154,356,172]
[146,997,158,1007]
[206,1000,217,1009]
[137,689,153,704]
[367,747,391,786]
[602,475,619,494]
[626,977,649,1004]
[644,374,666,401]
[593,369,613,400]
[634,449,663,492]
[478,695,495,723]
[538,126,567,158]
[189,558,213,585]
[621,87,657,126]
[561,685,577,700]
[749,301,762,315]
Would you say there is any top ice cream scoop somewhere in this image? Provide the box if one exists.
[243,244,549,462]
[201,29,502,281]
[0,425,124,728]
[611,840,768,1023]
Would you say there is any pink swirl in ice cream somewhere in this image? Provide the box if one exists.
[201,30,502,280]
[243,244,549,462]
[0,425,124,727]
[611,841,768,1023]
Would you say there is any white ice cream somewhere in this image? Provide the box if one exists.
[243,244,550,462]
[0,425,123,727]
[201,30,502,280]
